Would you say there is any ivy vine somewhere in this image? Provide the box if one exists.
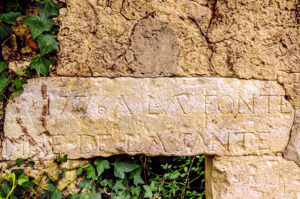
[0,155,205,199]
[0,0,59,99]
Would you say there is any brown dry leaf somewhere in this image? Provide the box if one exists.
[33,8,39,15]
[28,37,39,52]
[1,34,20,61]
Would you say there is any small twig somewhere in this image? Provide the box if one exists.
[143,156,148,184]
[181,156,196,199]
[33,181,48,191]
[67,186,85,199]
[188,174,203,185]
[65,163,89,171]
[0,92,8,101]
[149,171,163,177]
[103,187,111,196]
[38,171,55,185]
[5,173,16,199]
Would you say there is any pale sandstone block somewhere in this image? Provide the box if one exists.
[206,156,300,199]
[2,77,294,160]
[284,109,300,166]
[282,73,300,165]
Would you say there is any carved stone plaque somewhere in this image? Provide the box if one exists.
[2,77,294,159]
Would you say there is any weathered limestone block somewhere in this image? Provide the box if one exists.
[205,156,300,199]
[285,119,300,166]
[281,72,300,165]
[2,77,294,160]
[57,0,298,80]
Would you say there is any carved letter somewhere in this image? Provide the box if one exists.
[218,95,234,114]
[205,95,217,114]
[148,95,164,114]
[79,135,97,154]
[238,96,254,114]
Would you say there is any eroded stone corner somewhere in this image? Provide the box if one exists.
[206,155,300,199]
[278,72,300,166]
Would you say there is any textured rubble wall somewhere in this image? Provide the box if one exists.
[57,0,299,79]
[56,0,300,197]
[57,0,300,166]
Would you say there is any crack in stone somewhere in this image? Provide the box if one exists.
[83,0,99,26]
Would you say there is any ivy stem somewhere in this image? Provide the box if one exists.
[181,156,196,199]
[65,162,89,171]
[5,173,16,199]
[67,186,85,199]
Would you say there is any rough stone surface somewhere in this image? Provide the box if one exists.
[2,77,294,160]
[125,17,180,76]
[0,160,87,192]
[206,156,300,199]
[285,119,300,166]
[282,72,300,165]
[1,0,300,197]
[57,0,299,80]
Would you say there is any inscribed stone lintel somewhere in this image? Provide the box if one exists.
[2,77,294,160]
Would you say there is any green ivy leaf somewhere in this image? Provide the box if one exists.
[28,161,35,168]
[0,22,12,41]
[15,68,24,75]
[48,184,62,199]
[17,174,28,185]
[81,193,102,199]
[143,181,158,197]
[1,183,11,196]
[36,0,59,18]
[13,78,27,89]
[100,179,113,187]
[16,158,24,167]
[56,154,68,163]
[20,181,34,188]
[0,62,8,73]
[143,185,153,198]
[0,72,10,93]
[29,55,52,76]
[164,170,181,180]
[114,161,139,179]
[10,77,27,94]
[86,165,97,180]
[149,181,158,191]
[68,194,80,199]
[11,169,24,178]
[79,179,93,190]
[25,67,34,77]
[37,34,59,56]
[0,12,21,24]
[112,180,126,192]
[10,86,24,94]
[22,14,54,39]
[94,160,110,177]
[129,166,145,186]
[131,186,142,196]
[76,167,84,176]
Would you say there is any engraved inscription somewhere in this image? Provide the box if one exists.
[2,77,294,159]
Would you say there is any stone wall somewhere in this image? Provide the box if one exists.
[1,0,300,198]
